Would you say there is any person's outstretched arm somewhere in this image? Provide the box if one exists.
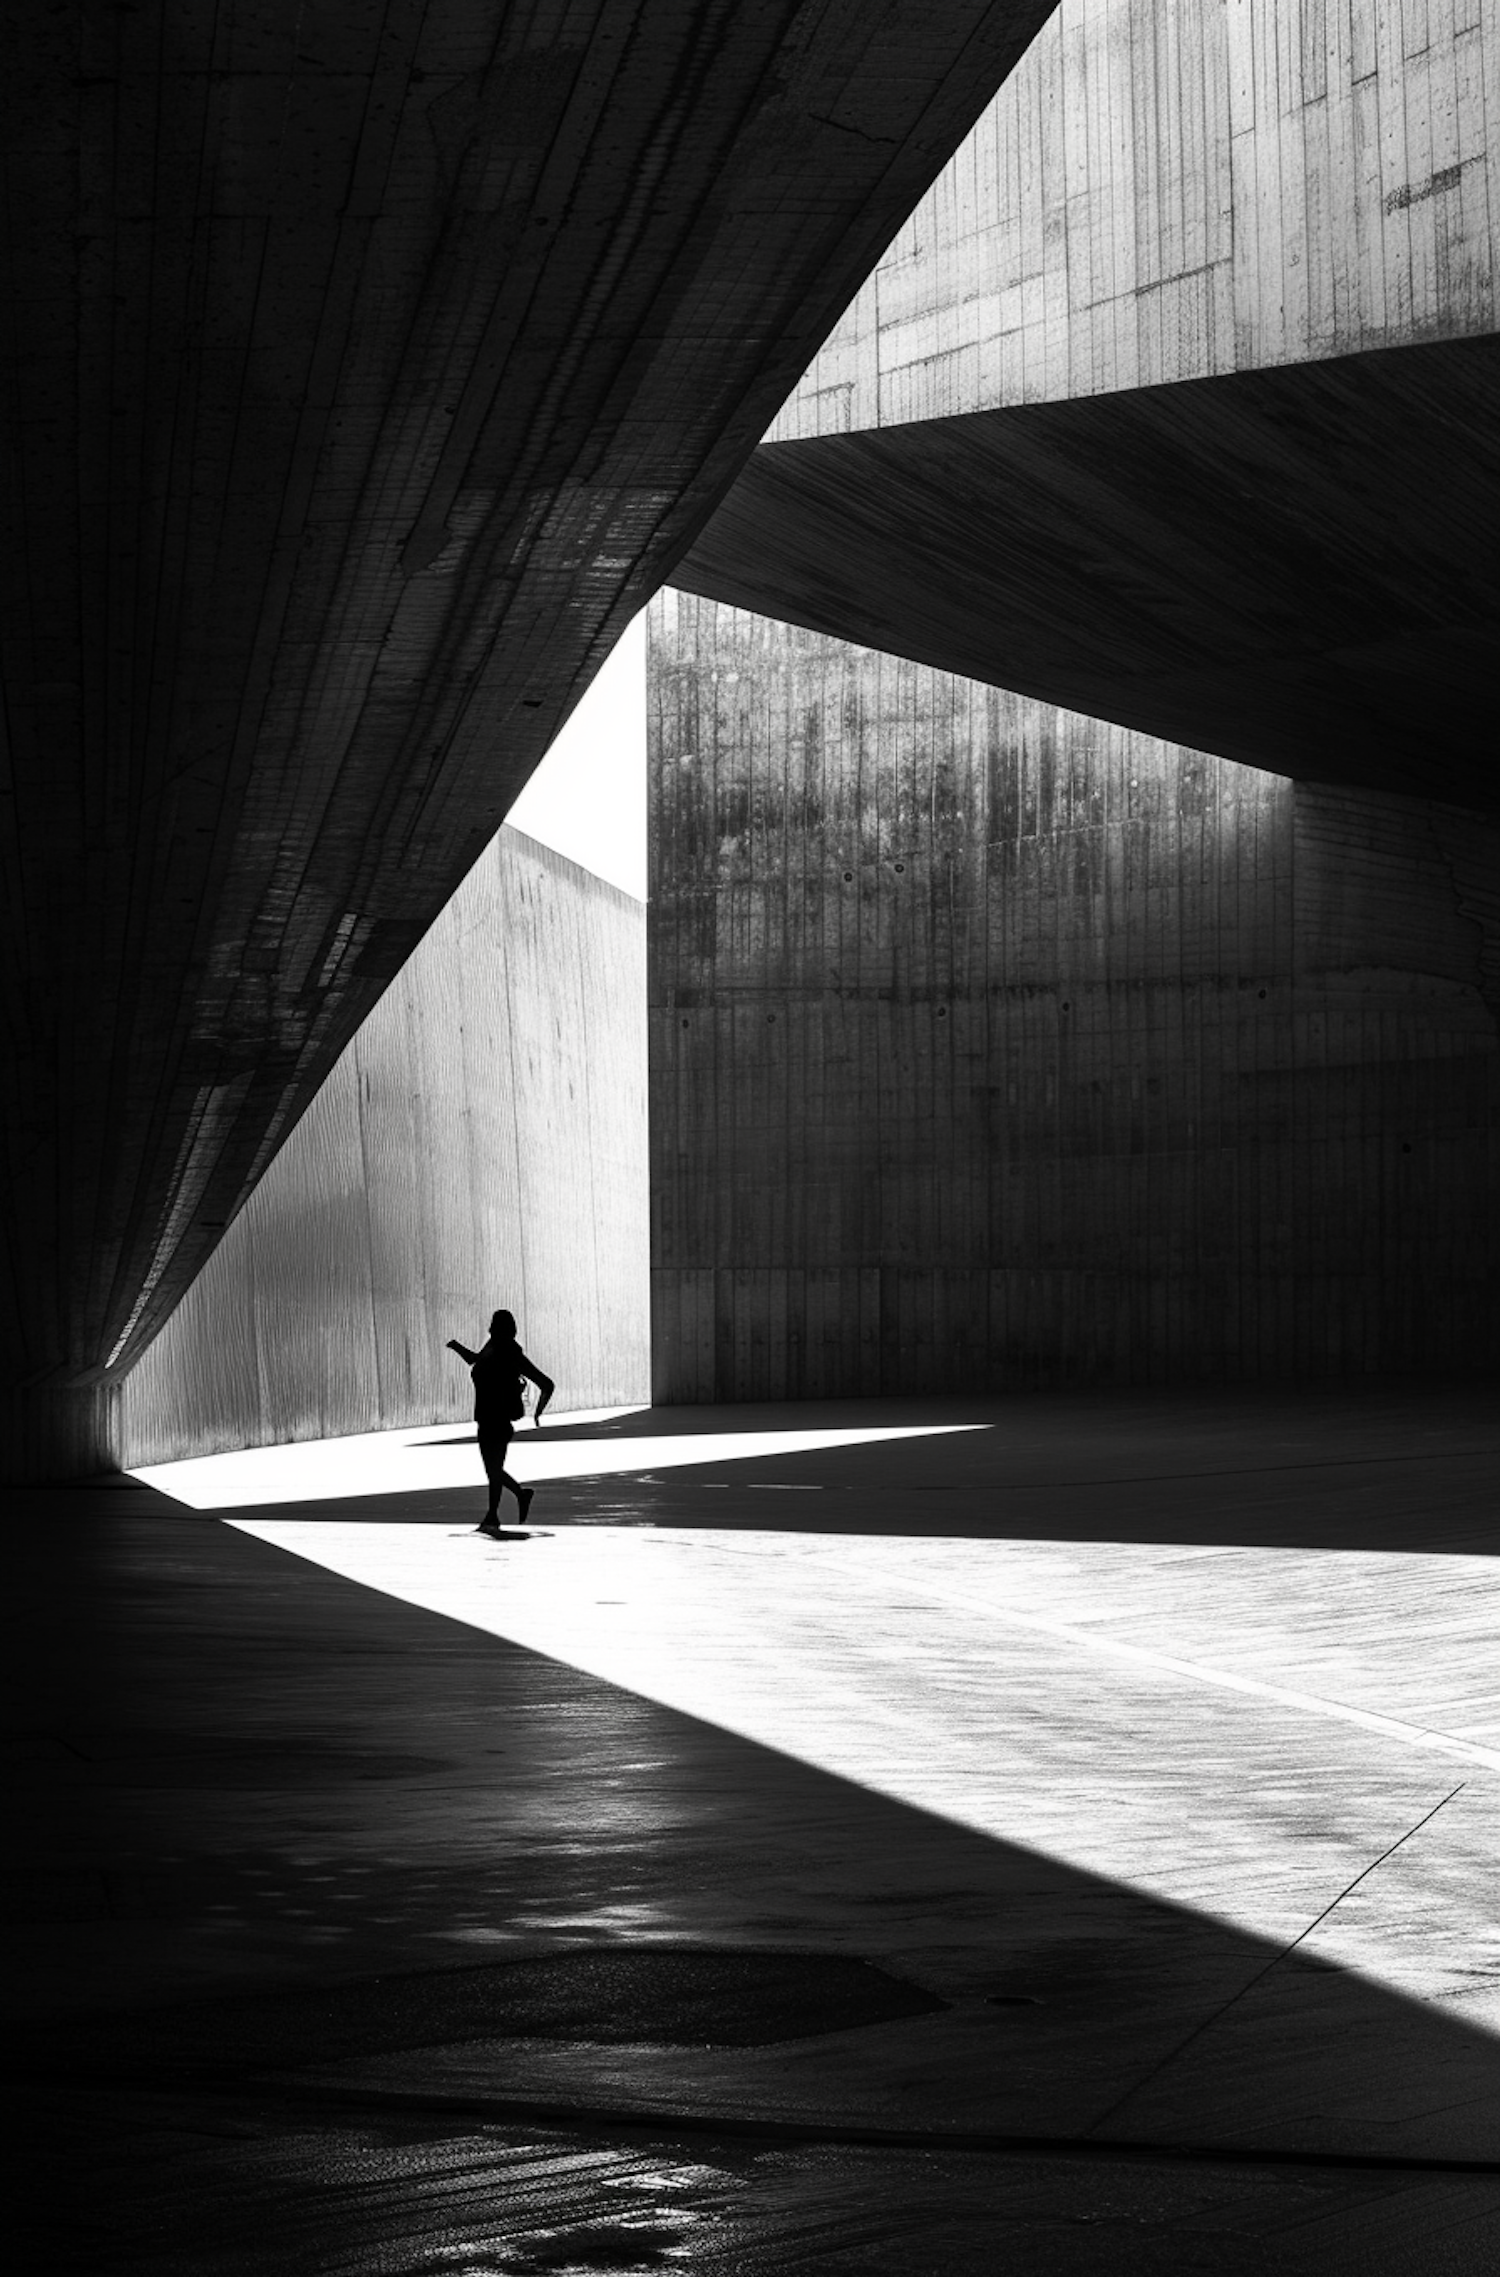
[520,1357,555,1424]
[447,1339,480,1365]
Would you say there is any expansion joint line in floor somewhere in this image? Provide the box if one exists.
[1080,1782,1470,2138]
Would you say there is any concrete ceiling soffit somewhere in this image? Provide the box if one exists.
[1,0,1057,1383]
[674,334,1500,813]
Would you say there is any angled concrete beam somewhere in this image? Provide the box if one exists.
[1,0,1055,1466]
[675,337,1500,812]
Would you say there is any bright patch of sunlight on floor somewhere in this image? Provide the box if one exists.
[222,1516,1500,2020]
[131,1418,986,1509]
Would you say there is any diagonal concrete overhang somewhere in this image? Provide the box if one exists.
[674,333,1500,814]
[1,0,1058,1464]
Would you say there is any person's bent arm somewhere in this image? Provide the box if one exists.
[522,1360,555,1424]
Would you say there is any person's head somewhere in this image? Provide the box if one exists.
[489,1309,517,1340]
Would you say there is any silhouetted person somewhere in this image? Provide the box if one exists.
[447,1310,554,1535]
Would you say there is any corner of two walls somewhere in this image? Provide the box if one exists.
[118,644,1500,1455]
[121,829,650,1467]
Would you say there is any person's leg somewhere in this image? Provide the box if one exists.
[493,1434,532,1524]
[477,1425,509,1529]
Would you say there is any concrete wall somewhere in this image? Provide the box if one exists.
[123,830,648,1464]
[649,592,1499,1398]
[775,0,1498,437]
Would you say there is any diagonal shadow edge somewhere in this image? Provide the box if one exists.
[233,1514,1500,1779]
[129,1390,1500,1557]
[13,1502,1493,2172]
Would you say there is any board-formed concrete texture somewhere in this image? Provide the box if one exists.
[653,0,1500,1403]
[648,594,1499,1401]
[0,0,1060,1477]
[122,829,647,1465]
[676,0,1500,809]
[773,0,1500,429]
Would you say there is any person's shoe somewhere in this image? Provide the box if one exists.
[475,1518,501,1536]
[515,1488,535,1526]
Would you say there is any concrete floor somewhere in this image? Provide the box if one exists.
[6,1385,1498,2272]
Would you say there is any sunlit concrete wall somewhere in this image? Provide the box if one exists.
[775,0,1497,437]
[649,594,1499,1397]
[123,830,647,1463]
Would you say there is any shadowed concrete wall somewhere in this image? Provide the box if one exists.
[123,831,646,1464]
[775,0,1498,438]
[649,594,1499,1399]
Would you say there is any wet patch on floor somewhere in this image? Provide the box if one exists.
[20,1947,949,2081]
